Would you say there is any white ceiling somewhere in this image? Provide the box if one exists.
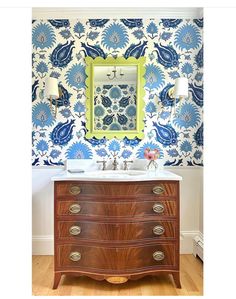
[32,7,203,19]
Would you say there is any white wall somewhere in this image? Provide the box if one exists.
[32,167,203,255]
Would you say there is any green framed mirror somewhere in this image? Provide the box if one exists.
[85,56,145,139]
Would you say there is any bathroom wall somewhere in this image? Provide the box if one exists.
[32,8,203,255]
[32,17,203,167]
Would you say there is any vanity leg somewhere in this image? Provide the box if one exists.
[172,272,181,288]
[53,272,62,289]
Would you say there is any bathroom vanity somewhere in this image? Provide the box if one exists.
[51,170,182,288]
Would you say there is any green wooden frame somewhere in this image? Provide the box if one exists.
[85,56,146,139]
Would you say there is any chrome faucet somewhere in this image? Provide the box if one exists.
[112,157,119,170]
[96,160,107,171]
[123,160,133,170]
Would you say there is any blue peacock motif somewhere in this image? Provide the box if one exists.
[161,19,182,28]
[145,64,165,90]
[88,19,109,27]
[81,42,107,59]
[194,123,203,146]
[195,46,203,68]
[101,23,129,50]
[174,24,201,51]
[48,19,70,28]
[51,119,75,146]
[154,43,179,68]
[159,84,180,107]
[117,114,128,125]
[189,83,203,107]
[101,96,112,108]
[119,96,130,108]
[121,19,143,28]
[85,137,107,147]
[32,23,56,49]
[124,41,148,59]
[50,40,75,68]
[153,122,178,146]
[123,137,141,147]
[103,115,114,125]
[32,80,39,102]
[66,141,93,159]
[32,102,55,128]
[52,84,72,107]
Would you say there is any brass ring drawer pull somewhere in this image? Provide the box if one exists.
[153,251,165,261]
[69,225,81,236]
[152,185,165,195]
[153,225,165,236]
[69,185,81,195]
[69,204,81,214]
[153,203,164,214]
[69,251,81,262]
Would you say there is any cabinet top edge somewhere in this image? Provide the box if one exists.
[51,170,182,182]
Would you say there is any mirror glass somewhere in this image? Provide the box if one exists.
[93,65,137,131]
[85,57,145,139]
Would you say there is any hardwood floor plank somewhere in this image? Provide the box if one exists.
[32,254,203,296]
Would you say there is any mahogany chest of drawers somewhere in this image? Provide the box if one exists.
[53,180,181,288]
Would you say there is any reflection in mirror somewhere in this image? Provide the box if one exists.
[85,57,145,139]
[94,65,137,131]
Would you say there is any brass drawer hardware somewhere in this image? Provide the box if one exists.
[69,251,81,262]
[153,251,165,261]
[153,225,165,236]
[152,185,165,195]
[69,204,81,214]
[69,185,81,195]
[69,226,81,236]
[106,277,128,284]
[153,203,165,213]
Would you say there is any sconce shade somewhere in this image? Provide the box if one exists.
[45,77,59,98]
[174,77,188,98]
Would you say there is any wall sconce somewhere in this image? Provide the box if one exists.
[168,77,188,101]
[45,77,59,117]
[168,77,188,114]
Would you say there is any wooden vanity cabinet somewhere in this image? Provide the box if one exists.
[53,180,181,288]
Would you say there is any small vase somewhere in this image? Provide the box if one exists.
[146,160,158,172]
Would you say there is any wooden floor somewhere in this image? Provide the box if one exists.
[32,255,203,296]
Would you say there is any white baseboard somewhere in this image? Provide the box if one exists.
[32,235,54,255]
[33,231,203,255]
[193,232,204,261]
[180,231,201,254]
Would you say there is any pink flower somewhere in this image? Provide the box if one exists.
[144,148,160,160]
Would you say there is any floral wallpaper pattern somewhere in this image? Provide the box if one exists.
[32,18,203,167]
[94,84,137,131]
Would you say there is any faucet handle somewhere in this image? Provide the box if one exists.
[96,160,107,171]
[123,160,133,170]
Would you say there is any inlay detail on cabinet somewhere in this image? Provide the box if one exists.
[53,180,181,289]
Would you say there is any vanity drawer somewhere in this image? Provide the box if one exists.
[56,200,177,218]
[55,243,177,271]
[56,220,176,242]
[55,181,178,198]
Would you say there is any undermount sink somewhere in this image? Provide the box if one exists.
[85,170,147,177]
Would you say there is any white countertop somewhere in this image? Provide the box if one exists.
[51,169,182,182]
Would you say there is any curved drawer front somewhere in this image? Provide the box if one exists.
[56,220,176,241]
[56,243,176,271]
[55,181,177,198]
[57,200,177,218]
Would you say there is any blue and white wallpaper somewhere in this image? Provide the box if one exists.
[32,18,203,167]
[94,84,137,131]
